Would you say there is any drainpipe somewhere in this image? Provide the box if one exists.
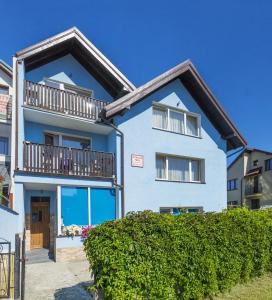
[98,112,125,218]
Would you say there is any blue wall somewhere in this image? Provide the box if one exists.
[116,79,227,213]
[25,54,113,102]
[24,121,109,152]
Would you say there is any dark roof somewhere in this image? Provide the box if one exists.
[105,60,247,150]
[15,27,135,98]
[228,147,272,170]
[0,60,12,77]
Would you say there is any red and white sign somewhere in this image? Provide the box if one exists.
[131,154,144,168]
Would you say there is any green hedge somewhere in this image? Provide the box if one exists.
[84,209,272,299]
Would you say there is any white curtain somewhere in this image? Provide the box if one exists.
[153,108,167,129]
[186,115,198,136]
[191,160,200,181]
[169,110,184,133]
[156,156,166,179]
[168,157,189,181]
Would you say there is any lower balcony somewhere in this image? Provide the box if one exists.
[23,142,115,179]
[245,179,262,197]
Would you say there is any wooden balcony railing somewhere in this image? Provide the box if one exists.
[24,80,109,120]
[23,142,115,178]
[0,95,12,120]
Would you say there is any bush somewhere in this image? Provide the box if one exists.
[83,209,272,299]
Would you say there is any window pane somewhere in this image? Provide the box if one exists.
[0,137,8,155]
[156,155,166,179]
[191,160,200,181]
[62,136,90,149]
[153,107,167,130]
[0,86,9,95]
[186,115,198,136]
[168,157,189,181]
[61,187,88,226]
[169,110,184,133]
[91,188,116,225]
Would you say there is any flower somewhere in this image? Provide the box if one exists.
[81,225,95,239]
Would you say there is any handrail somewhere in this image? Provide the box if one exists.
[24,80,109,121]
[23,142,115,178]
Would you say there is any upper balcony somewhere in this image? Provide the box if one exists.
[24,80,109,122]
[0,94,12,122]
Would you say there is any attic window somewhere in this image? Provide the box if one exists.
[44,78,93,97]
[152,104,201,137]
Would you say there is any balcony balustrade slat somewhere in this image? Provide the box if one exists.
[24,80,109,121]
[23,142,115,178]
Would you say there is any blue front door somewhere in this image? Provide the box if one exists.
[91,188,116,225]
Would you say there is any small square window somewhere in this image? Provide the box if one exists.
[253,160,258,167]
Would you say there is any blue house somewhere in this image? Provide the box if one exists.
[8,27,246,260]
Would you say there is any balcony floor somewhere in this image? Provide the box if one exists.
[23,105,113,135]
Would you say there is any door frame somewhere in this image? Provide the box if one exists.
[30,196,50,250]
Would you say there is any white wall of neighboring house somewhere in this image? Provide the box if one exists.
[228,150,272,209]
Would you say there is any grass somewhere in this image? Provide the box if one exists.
[215,273,272,300]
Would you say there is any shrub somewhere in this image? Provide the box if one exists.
[83,209,272,299]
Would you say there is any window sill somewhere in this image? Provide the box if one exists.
[152,127,202,139]
[155,179,206,184]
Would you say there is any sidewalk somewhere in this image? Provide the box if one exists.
[25,260,92,300]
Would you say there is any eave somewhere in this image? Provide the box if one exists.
[105,60,247,150]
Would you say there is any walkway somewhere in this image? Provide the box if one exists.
[25,259,93,300]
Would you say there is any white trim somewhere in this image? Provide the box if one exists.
[15,27,135,92]
[88,187,91,225]
[57,185,62,235]
[152,103,201,138]
[155,153,203,183]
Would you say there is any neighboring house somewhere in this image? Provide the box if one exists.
[227,148,272,209]
[0,60,12,202]
[9,27,245,261]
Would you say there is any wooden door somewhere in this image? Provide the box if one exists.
[30,200,50,249]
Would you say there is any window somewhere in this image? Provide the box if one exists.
[253,160,258,167]
[61,187,89,226]
[0,137,8,155]
[60,187,116,230]
[160,207,203,215]
[44,78,93,97]
[227,179,238,191]
[156,154,203,183]
[153,105,200,137]
[153,107,168,130]
[265,158,272,171]
[62,136,90,149]
[0,85,9,95]
[227,200,238,207]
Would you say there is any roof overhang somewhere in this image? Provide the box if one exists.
[0,60,12,78]
[15,27,135,98]
[105,60,247,150]
[245,167,262,177]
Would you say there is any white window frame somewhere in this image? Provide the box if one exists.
[155,154,204,183]
[152,103,201,138]
[43,130,92,149]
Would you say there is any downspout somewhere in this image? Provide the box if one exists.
[98,112,125,218]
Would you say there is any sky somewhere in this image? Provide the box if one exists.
[1,0,271,160]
